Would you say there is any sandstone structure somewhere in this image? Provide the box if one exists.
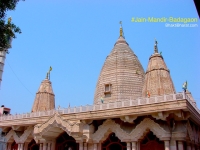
[0,26,199,150]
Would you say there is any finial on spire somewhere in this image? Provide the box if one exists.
[119,21,123,37]
[154,38,158,53]
[46,66,52,80]
[46,72,49,79]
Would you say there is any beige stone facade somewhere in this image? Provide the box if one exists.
[0,27,200,150]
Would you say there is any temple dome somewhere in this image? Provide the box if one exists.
[31,77,55,112]
[142,40,176,97]
[94,27,145,104]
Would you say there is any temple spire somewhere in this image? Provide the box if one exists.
[154,39,158,53]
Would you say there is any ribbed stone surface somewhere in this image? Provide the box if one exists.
[31,78,55,112]
[142,52,176,97]
[94,36,145,104]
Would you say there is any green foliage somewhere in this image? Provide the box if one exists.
[0,0,24,52]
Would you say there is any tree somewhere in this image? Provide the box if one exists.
[0,0,24,52]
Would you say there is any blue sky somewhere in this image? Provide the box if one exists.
[0,0,199,114]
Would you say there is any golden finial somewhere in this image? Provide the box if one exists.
[154,38,158,53]
[155,38,158,46]
[119,21,123,37]
[46,72,49,79]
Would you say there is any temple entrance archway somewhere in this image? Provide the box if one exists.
[140,131,164,150]
[102,133,126,150]
[56,132,78,150]
[28,139,39,150]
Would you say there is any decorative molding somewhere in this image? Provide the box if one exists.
[5,129,15,142]
[92,119,128,143]
[92,118,170,143]
[5,126,33,143]
[14,126,33,143]
[34,112,81,136]
[129,118,170,141]
[120,115,137,123]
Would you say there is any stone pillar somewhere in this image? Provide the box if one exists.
[84,143,87,150]
[47,143,51,150]
[94,143,97,150]
[177,141,184,150]
[97,143,101,150]
[126,142,131,150]
[132,141,137,150]
[51,141,56,150]
[164,141,170,150]
[191,144,195,150]
[170,139,177,150]
[40,143,43,150]
[79,142,83,150]
[187,143,191,150]
[18,143,24,150]
[7,143,12,150]
[43,143,47,150]
[17,143,21,150]
[137,141,140,150]
[24,142,29,150]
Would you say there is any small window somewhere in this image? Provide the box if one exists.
[104,84,112,97]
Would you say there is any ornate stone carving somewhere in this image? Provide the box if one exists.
[5,129,15,142]
[92,118,170,143]
[34,112,81,136]
[130,118,170,141]
[92,119,129,143]
[120,115,137,123]
[5,126,33,143]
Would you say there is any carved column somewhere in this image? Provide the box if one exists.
[191,144,195,150]
[79,142,83,150]
[47,143,51,150]
[51,141,56,150]
[170,139,177,150]
[7,143,12,150]
[137,141,140,150]
[132,142,137,150]
[94,143,97,150]
[84,143,87,150]
[177,141,184,150]
[164,141,170,150]
[17,143,21,150]
[43,143,47,150]
[127,142,131,150]
[97,143,102,150]
[40,143,43,150]
[24,142,29,150]
[187,143,191,150]
[18,143,24,150]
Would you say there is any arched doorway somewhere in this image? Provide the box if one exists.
[140,131,164,150]
[56,132,78,150]
[28,139,39,150]
[102,133,126,150]
[11,141,18,150]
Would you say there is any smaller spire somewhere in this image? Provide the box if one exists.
[154,38,158,53]
[119,21,124,37]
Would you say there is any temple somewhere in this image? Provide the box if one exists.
[0,25,199,150]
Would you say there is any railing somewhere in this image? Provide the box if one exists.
[0,92,199,121]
